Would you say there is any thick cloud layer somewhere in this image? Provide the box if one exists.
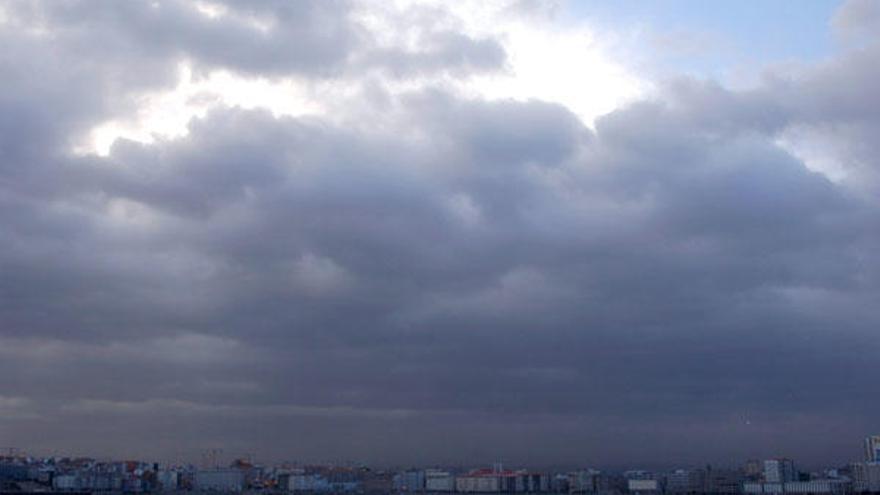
[0,0,878,467]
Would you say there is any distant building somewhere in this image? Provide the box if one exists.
[569,470,601,494]
[362,471,395,494]
[667,469,706,494]
[515,473,550,493]
[289,474,331,492]
[705,468,743,494]
[624,472,655,481]
[866,437,880,463]
[627,479,660,495]
[425,470,455,492]
[0,463,30,481]
[785,480,852,495]
[744,480,851,495]
[395,470,426,492]
[568,470,622,495]
[851,463,880,493]
[765,460,798,484]
[194,469,245,492]
[79,473,123,491]
[456,469,511,493]
[50,472,124,492]
[53,474,79,491]
[744,461,764,481]
[454,468,547,493]
[157,470,179,491]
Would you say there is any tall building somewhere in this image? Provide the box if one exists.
[764,459,797,484]
[865,436,880,463]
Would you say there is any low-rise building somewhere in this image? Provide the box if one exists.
[395,470,426,492]
[195,469,245,492]
[425,470,455,492]
[705,468,743,494]
[157,470,179,491]
[53,474,79,491]
[456,470,509,493]
[743,480,852,495]
[667,469,706,494]
[0,463,30,481]
[851,463,880,493]
[785,480,852,494]
[627,479,660,495]
[289,473,331,492]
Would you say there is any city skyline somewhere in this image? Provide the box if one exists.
[2,434,880,494]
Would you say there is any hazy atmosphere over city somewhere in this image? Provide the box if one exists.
[1,0,880,468]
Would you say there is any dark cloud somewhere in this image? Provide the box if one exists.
[0,0,879,469]
[22,0,357,77]
[12,0,506,82]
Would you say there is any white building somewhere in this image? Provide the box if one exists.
[628,479,660,494]
[425,470,455,492]
[743,480,851,495]
[456,475,502,493]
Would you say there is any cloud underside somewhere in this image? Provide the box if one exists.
[1,0,879,466]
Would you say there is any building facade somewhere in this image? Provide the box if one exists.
[852,463,880,493]
[194,469,245,492]
[765,460,798,484]
[425,470,455,492]
[667,469,706,494]
[866,437,880,464]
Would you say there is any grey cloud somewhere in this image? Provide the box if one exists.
[4,86,878,465]
[1,0,880,468]
[7,0,506,82]
[0,0,508,159]
[361,32,506,78]
[27,0,358,77]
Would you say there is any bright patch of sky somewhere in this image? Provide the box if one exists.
[566,0,841,83]
[77,0,845,156]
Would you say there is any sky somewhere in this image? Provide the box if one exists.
[570,0,840,62]
[1,0,879,469]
